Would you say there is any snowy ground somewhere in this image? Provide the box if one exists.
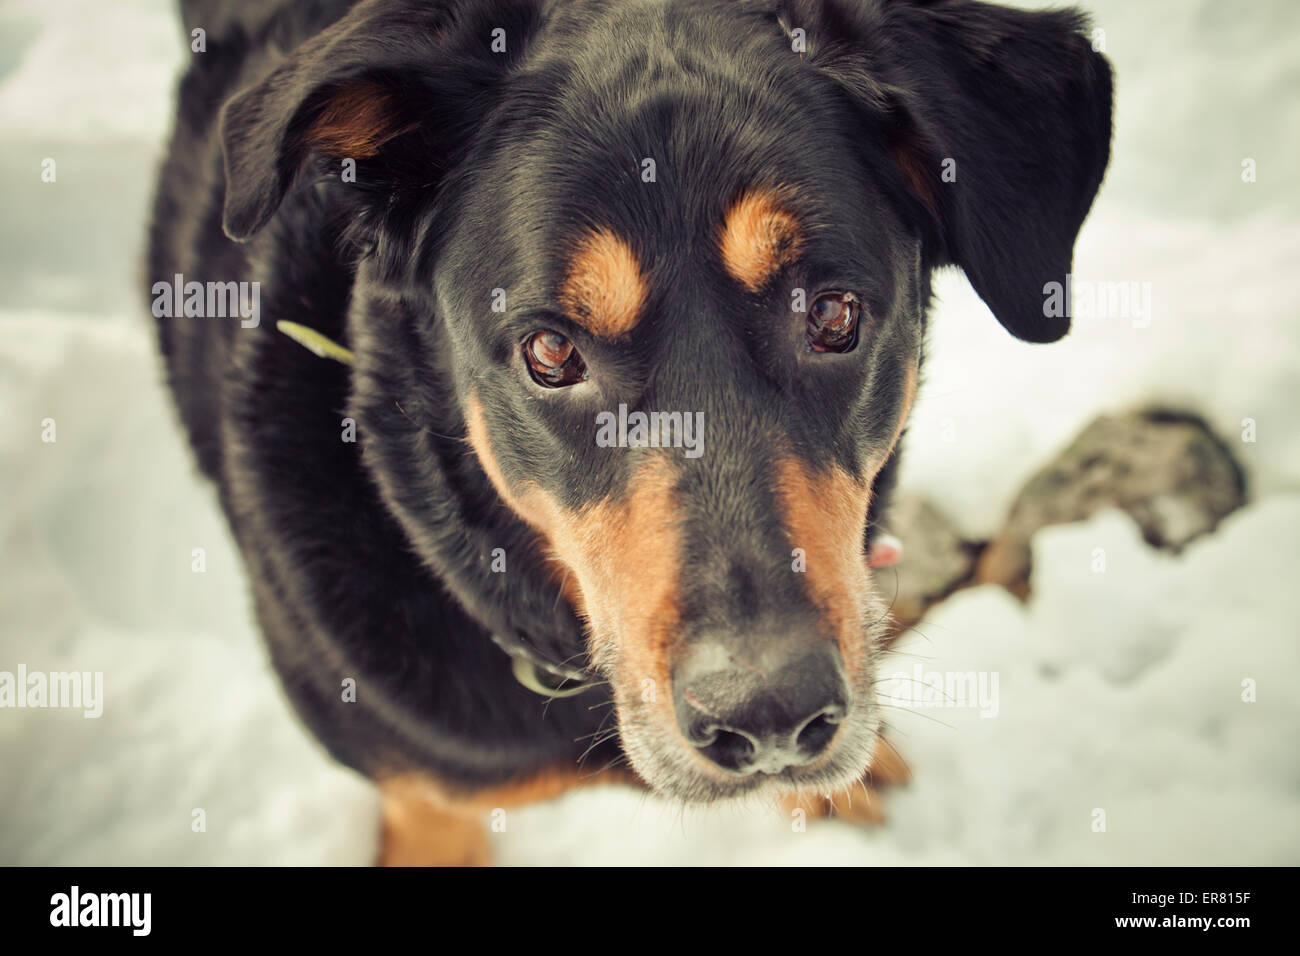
[1,0,1298,865]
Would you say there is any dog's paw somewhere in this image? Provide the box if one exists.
[782,737,911,826]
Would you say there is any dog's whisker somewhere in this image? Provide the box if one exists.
[875,702,958,732]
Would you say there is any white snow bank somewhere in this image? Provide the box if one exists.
[902,212,1300,540]
[0,0,182,144]
[0,314,378,865]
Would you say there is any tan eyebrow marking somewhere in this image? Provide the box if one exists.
[557,227,648,337]
[718,187,805,292]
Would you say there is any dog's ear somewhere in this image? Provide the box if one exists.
[219,0,541,244]
[793,0,1113,342]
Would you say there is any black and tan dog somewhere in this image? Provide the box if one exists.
[150,0,1111,863]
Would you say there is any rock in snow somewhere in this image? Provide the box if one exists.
[978,409,1246,596]
[878,493,974,626]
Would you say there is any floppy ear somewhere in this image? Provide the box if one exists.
[795,0,1113,342]
[218,0,540,243]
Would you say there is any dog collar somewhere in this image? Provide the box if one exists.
[490,632,596,699]
[509,654,594,698]
[277,320,598,699]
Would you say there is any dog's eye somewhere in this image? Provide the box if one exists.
[807,292,861,353]
[524,330,587,387]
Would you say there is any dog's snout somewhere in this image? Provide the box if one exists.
[672,636,847,776]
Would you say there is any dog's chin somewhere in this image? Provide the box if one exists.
[612,690,882,805]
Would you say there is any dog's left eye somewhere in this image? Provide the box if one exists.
[807,292,861,353]
[523,330,587,387]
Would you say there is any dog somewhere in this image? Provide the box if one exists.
[150,0,1112,864]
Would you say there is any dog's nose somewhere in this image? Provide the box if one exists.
[672,636,847,775]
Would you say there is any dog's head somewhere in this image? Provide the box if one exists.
[220,0,1111,800]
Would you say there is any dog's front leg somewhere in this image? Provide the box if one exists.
[377,767,640,866]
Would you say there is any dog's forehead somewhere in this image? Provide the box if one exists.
[475,3,882,333]
[554,186,805,337]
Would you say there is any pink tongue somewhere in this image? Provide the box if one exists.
[868,534,904,569]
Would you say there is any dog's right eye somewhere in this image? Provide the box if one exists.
[523,330,587,388]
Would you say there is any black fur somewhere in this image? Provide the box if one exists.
[151,0,1111,796]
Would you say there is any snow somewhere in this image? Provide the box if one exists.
[1,0,1298,865]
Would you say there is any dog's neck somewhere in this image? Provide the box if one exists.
[277,317,597,698]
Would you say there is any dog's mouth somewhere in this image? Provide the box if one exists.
[589,603,890,802]
[609,676,883,803]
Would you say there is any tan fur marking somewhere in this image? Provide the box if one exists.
[301,80,417,159]
[775,362,919,681]
[464,395,683,699]
[378,780,491,866]
[379,767,641,866]
[557,227,648,337]
[889,127,941,221]
[464,394,522,512]
[874,362,919,472]
[775,457,873,681]
[558,456,682,694]
[718,187,805,292]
